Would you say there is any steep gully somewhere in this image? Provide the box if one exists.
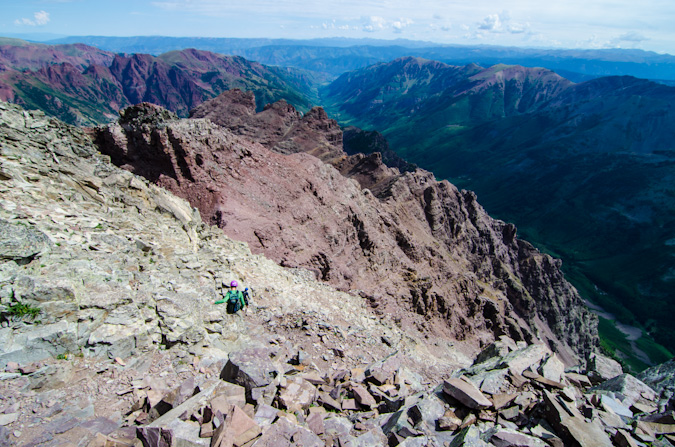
[93,89,598,366]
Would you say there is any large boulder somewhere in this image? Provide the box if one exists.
[220,347,279,403]
[587,353,623,384]
[0,219,51,264]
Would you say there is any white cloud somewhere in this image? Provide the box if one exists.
[361,16,412,33]
[476,11,528,35]
[478,14,502,32]
[392,18,413,34]
[34,11,51,26]
[14,10,51,27]
[363,16,387,32]
[320,20,357,31]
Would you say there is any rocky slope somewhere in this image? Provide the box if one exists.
[0,100,444,445]
[94,90,598,367]
[4,101,675,447]
[0,41,316,126]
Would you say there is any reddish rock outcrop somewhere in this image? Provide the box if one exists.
[190,89,343,162]
[93,96,598,365]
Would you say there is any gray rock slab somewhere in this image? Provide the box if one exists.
[600,394,633,419]
[0,320,78,368]
[253,404,278,429]
[148,380,220,428]
[164,419,209,447]
[250,416,322,447]
[475,368,512,395]
[587,353,623,383]
[0,413,18,426]
[497,344,551,376]
[449,425,491,447]
[543,390,613,447]
[443,378,492,410]
[278,377,317,412]
[539,354,565,383]
[490,427,548,447]
[352,384,377,409]
[324,416,353,440]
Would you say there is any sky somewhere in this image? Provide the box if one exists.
[2,0,674,55]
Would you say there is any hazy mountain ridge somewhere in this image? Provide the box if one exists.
[0,41,317,125]
[43,35,675,81]
[320,58,675,363]
[323,58,573,129]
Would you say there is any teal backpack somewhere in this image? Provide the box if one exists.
[226,290,243,314]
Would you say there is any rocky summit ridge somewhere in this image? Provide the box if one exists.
[1,100,673,446]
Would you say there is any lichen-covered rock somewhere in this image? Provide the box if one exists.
[0,220,51,264]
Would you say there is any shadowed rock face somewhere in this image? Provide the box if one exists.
[94,94,598,365]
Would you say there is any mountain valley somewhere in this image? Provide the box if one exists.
[320,57,675,367]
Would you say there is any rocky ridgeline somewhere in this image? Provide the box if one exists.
[94,90,597,367]
[1,102,675,446]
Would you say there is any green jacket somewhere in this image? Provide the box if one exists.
[215,290,246,309]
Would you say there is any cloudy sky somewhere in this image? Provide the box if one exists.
[2,0,674,54]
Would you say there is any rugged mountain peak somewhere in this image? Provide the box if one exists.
[119,101,178,127]
[191,90,343,162]
[342,126,417,173]
[94,100,598,366]
[189,88,257,123]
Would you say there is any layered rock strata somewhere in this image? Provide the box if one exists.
[94,91,598,365]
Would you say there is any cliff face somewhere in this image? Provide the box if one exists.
[94,92,598,365]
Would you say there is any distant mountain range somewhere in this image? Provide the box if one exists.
[42,35,675,82]
[320,57,675,358]
[0,38,317,125]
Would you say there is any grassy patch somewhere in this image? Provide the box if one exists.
[6,301,41,320]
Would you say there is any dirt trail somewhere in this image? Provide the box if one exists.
[585,300,652,366]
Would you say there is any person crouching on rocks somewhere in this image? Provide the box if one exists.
[215,280,248,314]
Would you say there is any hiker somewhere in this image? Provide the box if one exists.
[215,280,249,314]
